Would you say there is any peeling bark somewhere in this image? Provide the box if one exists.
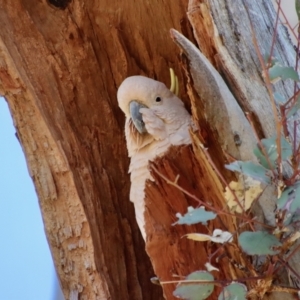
[0,0,194,298]
[144,1,298,300]
[145,145,248,300]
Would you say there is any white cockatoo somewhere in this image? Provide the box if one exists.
[117,70,193,240]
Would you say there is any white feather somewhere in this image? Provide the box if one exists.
[118,76,193,239]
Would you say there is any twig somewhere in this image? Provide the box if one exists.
[151,165,273,229]
[245,4,283,181]
[160,275,267,286]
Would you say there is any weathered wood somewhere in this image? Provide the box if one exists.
[0,1,196,299]
[145,145,253,299]
[188,0,296,139]
[186,3,300,287]
[145,1,299,299]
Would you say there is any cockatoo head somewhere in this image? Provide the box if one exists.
[117,75,190,155]
[118,76,173,130]
[119,75,186,124]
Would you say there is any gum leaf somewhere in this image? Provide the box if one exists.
[225,161,271,184]
[239,231,281,255]
[173,207,216,226]
[218,283,247,300]
[173,271,214,300]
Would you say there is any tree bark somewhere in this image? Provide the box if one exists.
[144,1,298,299]
[0,1,193,299]
[0,0,297,299]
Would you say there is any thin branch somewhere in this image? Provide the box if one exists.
[245,4,283,180]
[151,165,273,229]
[160,275,267,285]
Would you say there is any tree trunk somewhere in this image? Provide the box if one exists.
[0,0,297,299]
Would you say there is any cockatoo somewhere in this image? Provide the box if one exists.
[117,70,193,240]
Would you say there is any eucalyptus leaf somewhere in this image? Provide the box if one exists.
[173,207,216,226]
[225,161,271,184]
[287,95,300,118]
[277,182,300,214]
[273,92,285,105]
[239,231,281,255]
[269,63,299,82]
[218,283,247,300]
[253,136,292,169]
[263,53,278,67]
[173,271,214,300]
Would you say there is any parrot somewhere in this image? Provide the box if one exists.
[117,70,193,240]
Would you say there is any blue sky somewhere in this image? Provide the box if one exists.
[0,98,58,300]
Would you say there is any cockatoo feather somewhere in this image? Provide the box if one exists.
[117,75,193,239]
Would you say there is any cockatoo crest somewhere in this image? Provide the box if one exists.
[117,75,193,240]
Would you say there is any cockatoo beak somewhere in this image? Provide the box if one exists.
[129,101,148,134]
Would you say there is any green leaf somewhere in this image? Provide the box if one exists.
[277,182,300,214]
[225,161,271,184]
[253,147,269,169]
[218,283,247,300]
[269,63,299,82]
[287,95,300,118]
[263,53,279,67]
[273,92,285,105]
[253,136,292,169]
[239,231,281,255]
[173,207,216,226]
[296,0,300,22]
[173,271,214,300]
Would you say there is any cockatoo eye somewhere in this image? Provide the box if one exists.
[155,96,162,102]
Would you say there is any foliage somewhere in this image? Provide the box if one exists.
[277,182,300,214]
[173,271,214,300]
[217,283,247,300]
[268,62,299,83]
[169,2,300,299]
[225,161,271,184]
[238,231,281,255]
[253,135,292,169]
[173,207,216,225]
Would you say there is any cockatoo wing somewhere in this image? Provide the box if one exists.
[139,108,167,141]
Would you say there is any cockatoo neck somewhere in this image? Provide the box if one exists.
[125,118,154,156]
